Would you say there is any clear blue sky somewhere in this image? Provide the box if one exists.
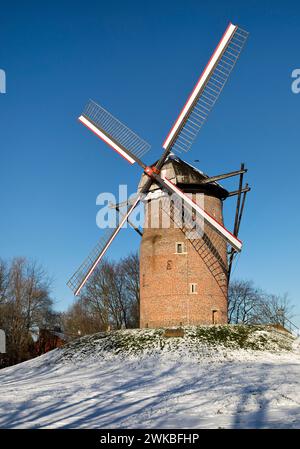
[1,0,300,325]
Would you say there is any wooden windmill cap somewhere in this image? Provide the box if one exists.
[138,154,229,199]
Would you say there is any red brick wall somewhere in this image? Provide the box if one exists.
[140,192,228,328]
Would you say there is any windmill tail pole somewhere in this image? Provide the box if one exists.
[228,181,249,281]
[228,164,246,281]
[233,163,245,236]
[236,183,249,235]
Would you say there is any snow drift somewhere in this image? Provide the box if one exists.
[0,325,300,429]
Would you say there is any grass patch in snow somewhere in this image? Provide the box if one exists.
[55,325,295,365]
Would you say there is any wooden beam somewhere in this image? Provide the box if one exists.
[115,204,143,237]
[200,168,247,185]
[227,186,251,197]
[112,204,143,237]
[227,185,249,280]
[228,163,245,280]
[109,199,132,210]
[233,163,245,236]
[236,184,249,236]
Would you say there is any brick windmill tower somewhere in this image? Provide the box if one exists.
[67,22,250,327]
[138,154,249,327]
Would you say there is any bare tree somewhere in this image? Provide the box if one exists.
[120,253,140,328]
[1,258,53,366]
[228,279,295,327]
[80,261,112,330]
[65,252,140,334]
[258,293,294,326]
[228,280,262,324]
[81,259,129,329]
[0,259,8,306]
[62,297,104,338]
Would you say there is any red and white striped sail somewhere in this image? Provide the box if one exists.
[161,176,242,252]
[79,100,151,165]
[79,115,136,164]
[163,23,249,153]
[67,196,141,296]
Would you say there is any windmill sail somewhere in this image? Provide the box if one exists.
[163,23,249,153]
[79,100,151,165]
[161,176,242,252]
[67,196,141,296]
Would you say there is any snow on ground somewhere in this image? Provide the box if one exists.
[0,327,300,429]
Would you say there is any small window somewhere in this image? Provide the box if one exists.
[176,242,186,254]
[189,283,197,294]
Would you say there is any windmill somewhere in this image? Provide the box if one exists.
[67,22,250,327]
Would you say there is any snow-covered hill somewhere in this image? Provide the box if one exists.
[1,325,300,429]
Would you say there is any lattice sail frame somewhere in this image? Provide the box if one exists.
[79,100,151,164]
[163,24,249,153]
[67,196,141,295]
